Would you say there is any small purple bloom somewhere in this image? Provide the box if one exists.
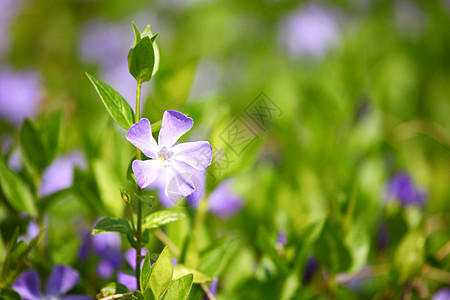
[385,173,427,206]
[117,248,147,291]
[91,231,123,279]
[208,179,243,219]
[12,265,92,300]
[302,256,320,284]
[279,3,341,58]
[0,68,42,126]
[202,278,218,300]
[39,151,87,197]
[433,288,450,300]
[18,221,40,243]
[127,111,213,201]
[276,230,287,247]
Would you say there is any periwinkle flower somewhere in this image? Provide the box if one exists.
[117,248,147,291]
[127,111,213,200]
[385,173,427,206]
[0,68,42,126]
[276,230,287,247]
[12,265,91,300]
[208,179,243,219]
[91,231,123,278]
[18,220,40,243]
[433,288,450,300]
[38,151,87,198]
[202,278,218,300]
[302,256,320,284]
[279,2,340,58]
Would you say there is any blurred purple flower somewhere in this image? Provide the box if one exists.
[302,256,320,284]
[385,173,427,206]
[0,0,23,57]
[38,151,87,198]
[433,288,450,300]
[91,231,123,279]
[208,179,243,219]
[0,68,42,126]
[276,230,287,247]
[18,221,39,243]
[279,3,341,57]
[202,278,218,300]
[117,248,147,291]
[127,111,212,201]
[12,265,92,300]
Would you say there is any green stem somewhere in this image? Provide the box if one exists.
[135,81,143,291]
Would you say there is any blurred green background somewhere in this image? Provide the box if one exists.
[1,0,449,299]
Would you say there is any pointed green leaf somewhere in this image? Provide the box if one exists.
[92,217,131,235]
[140,252,152,292]
[0,160,36,216]
[20,118,47,172]
[139,25,159,76]
[98,282,131,299]
[161,274,193,300]
[128,36,155,83]
[131,22,141,45]
[173,265,212,283]
[40,110,62,162]
[85,72,135,129]
[143,210,186,230]
[198,238,237,277]
[313,219,352,274]
[148,246,173,299]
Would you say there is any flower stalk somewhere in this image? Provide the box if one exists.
[135,81,143,291]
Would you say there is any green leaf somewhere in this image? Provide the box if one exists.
[97,282,131,300]
[140,252,152,292]
[173,265,212,283]
[313,219,352,274]
[20,118,47,172]
[139,25,159,76]
[128,36,155,83]
[147,246,173,299]
[85,72,135,129]
[0,288,22,300]
[131,22,141,45]
[151,120,162,133]
[257,228,289,275]
[143,210,186,230]
[134,193,155,208]
[198,238,237,277]
[0,159,36,216]
[92,217,131,235]
[40,110,62,162]
[161,274,193,300]
[394,229,425,282]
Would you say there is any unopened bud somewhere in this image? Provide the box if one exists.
[121,189,131,204]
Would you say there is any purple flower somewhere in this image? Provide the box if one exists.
[276,230,287,247]
[12,265,92,300]
[38,151,87,198]
[127,111,213,201]
[433,288,450,300]
[117,248,147,291]
[18,221,40,243]
[279,3,341,58]
[208,179,243,219]
[385,173,427,206]
[202,278,218,300]
[0,68,42,126]
[91,230,123,279]
[302,256,320,284]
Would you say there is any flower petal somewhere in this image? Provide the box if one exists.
[132,160,163,189]
[117,272,137,291]
[12,270,42,300]
[208,180,243,219]
[124,248,147,271]
[172,141,213,170]
[158,111,193,148]
[126,119,159,159]
[45,265,80,297]
[165,163,197,198]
